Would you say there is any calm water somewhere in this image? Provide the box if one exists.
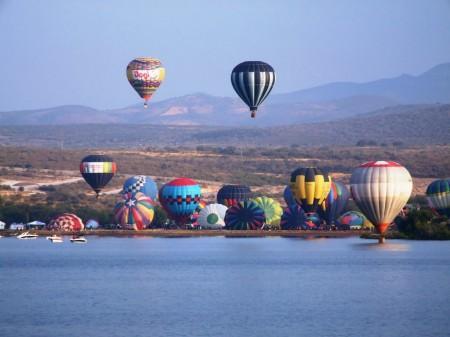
[0,236,449,337]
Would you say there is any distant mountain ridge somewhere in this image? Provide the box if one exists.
[0,62,449,127]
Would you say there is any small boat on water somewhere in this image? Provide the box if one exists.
[17,232,39,240]
[70,235,87,243]
[46,235,63,243]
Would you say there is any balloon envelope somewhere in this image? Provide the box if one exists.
[160,178,202,223]
[198,203,228,229]
[47,213,84,232]
[231,61,275,118]
[80,154,117,197]
[350,161,413,235]
[225,200,265,230]
[85,219,100,229]
[114,192,155,230]
[426,179,450,217]
[290,167,332,213]
[123,175,158,200]
[253,196,283,228]
[318,181,350,227]
[338,211,365,229]
[305,213,322,229]
[217,184,251,207]
[127,57,165,107]
[280,204,306,230]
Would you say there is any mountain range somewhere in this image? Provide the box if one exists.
[0,62,449,127]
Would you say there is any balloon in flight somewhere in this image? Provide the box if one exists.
[231,61,275,118]
[80,154,117,198]
[127,57,165,108]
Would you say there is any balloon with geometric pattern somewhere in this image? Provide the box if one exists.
[253,196,283,229]
[318,181,350,227]
[122,175,158,200]
[114,192,155,230]
[47,213,84,232]
[225,200,265,230]
[280,204,306,230]
[197,203,228,229]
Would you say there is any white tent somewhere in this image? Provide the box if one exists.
[0,221,5,230]
[27,221,46,229]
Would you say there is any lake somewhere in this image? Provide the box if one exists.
[0,236,449,337]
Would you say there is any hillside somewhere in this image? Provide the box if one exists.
[0,63,449,127]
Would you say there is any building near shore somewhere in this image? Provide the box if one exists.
[0,221,5,230]
[9,223,25,230]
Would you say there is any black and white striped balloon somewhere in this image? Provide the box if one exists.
[231,61,275,118]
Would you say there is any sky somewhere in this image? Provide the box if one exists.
[0,0,449,111]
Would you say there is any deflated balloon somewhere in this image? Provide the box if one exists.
[197,203,228,229]
[47,213,84,232]
[231,61,275,118]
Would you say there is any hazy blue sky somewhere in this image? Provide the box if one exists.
[0,0,449,110]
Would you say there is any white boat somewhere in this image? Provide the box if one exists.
[17,232,38,239]
[70,236,87,243]
[46,235,63,243]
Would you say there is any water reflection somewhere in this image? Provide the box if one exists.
[352,241,410,252]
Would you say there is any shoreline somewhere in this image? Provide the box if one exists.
[1,229,366,238]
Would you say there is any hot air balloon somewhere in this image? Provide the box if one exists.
[280,204,306,230]
[80,154,117,198]
[217,184,252,207]
[253,196,283,229]
[127,57,165,108]
[47,213,84,232]
[225,200,265,230]
[350,161,413,243]
[122,175,158,200]
[318,181,350,228]
[197,203,228,229]
[114,192,155,230]
[283,185,297,207]
[85,219,100,230]
[305,213,322,229]
[159,178,202,225]
[426,179,450,217]
[337,211,366,230]
[231,61,275,118]
[290,167,332,214]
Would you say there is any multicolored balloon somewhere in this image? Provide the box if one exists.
[80,154,117,198]
[350,161,413,239]
[231,61,275,118]
[47,213,84,232]
[337,211,365,229]
[225,200,265,230]
[318,181,350,227]
[217,184,251,207]
[280,204,306,230]
[305,213,322,229]
[114,192,155,230]
[253,196,283,229]
[127,57,165,108]
[283,185,297,207]
[159,178,202,224]
[122,175,158,200]
[426,179,450,217]
[197,203,228,229]
[290,167,332,213]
